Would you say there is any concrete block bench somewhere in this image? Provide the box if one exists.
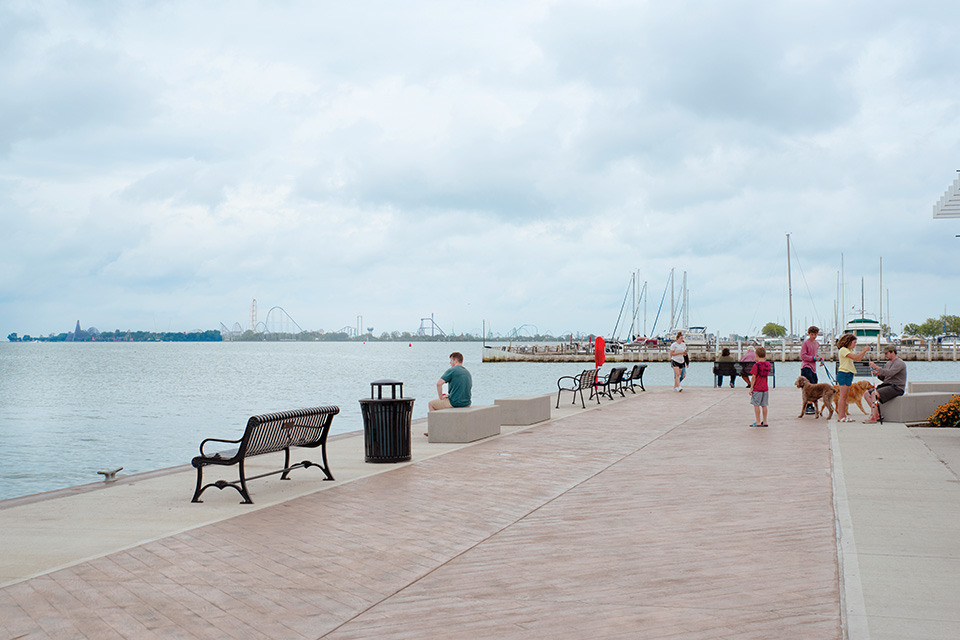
[494,394,552,426]
[427,405,502,443]
[906,382,960,394]
[880,392,955,424]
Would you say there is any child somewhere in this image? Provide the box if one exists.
[749,346,771,427]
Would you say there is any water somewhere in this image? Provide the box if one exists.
[2,341,959,501]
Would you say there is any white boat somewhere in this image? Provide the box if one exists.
[659,326,708,346]
[843,316,882,339]
[682,326,708,346]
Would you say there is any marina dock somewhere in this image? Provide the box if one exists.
[2,388,958,639]
[483,342,960,362]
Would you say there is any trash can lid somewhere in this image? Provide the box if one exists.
[371,379,402,385]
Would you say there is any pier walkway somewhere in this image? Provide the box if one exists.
[2,387,959,639]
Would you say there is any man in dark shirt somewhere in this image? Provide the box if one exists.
[428,352,472,411]
[864,346,907,423]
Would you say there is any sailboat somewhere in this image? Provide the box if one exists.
[659,270,707,345]
[843,278,883,343]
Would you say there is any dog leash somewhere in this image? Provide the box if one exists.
[818,358,836,384]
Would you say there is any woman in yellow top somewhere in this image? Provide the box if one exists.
[835,333,870,422]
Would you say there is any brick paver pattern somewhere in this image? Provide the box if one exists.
[1,389,841,639]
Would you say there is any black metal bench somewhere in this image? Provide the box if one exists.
[191,406,339,504]
[712,361,776,388]
[593,366,627,400]
[623,364,647,393]
[835,360,873,377]
[556,368,599,409]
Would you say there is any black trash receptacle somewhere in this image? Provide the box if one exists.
[360,380,415,463]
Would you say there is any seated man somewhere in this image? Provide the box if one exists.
[864,346,906,423]
[428,351,472,411]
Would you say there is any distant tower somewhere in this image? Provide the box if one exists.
[67,320,81,342]
[250,299,257,331]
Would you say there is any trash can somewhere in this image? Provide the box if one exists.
[359,379,415,463]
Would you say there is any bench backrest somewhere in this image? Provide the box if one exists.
[240,406,340,458]
[836,360,872,377]
[627,364,646,379]
[607,367,626,384]
[714,361,776,376]
[576,369,598,389]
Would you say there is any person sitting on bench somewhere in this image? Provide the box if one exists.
[428,351,472,411]
[716,348,737,388]
[863,346,906,423]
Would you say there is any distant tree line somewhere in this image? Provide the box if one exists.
[7,329,223,342]
[902,315,960,338]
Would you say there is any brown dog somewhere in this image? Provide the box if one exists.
[795,377,835,419]
[832,380,875,414]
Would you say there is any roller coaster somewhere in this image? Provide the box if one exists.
[220,301,306,340]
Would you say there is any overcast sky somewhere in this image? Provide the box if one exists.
[2,0,959,340]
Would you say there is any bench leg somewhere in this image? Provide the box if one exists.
[318,443,334,481]
[191,465,206,503]
[280,448,292,480]
[237,459,254,504]
[190,464,252,504]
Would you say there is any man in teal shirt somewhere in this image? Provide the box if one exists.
[428,352,472,411]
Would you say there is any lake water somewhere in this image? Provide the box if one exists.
[2,341,958,501]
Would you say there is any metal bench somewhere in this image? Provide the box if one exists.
[713,361,777,388]
[622,364,647,393]
[556,368,599,409]
[191,406,339,504]
[593,366,628,401]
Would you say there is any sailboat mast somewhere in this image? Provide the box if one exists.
[670,268,675,332]
[879,257,883,331]
[835,270,840,339]
[682,271,688,330]
[786,233,793,339]
[841,254,845,329]
[643,281,648,336]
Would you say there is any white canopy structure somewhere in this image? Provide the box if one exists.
[932,173,960,218]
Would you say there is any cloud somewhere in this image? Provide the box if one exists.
[2,0,960,339]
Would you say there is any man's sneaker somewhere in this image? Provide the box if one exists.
[805,405,815,415]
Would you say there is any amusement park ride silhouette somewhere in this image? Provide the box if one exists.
[219,300,563,340]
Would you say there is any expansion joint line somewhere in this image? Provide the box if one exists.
[317,393,729,638]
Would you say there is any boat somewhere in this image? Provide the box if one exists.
[682,326,708,346]
[843,316,882,339]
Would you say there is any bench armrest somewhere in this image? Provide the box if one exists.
[199,436,242,457]
[556,375,577,387]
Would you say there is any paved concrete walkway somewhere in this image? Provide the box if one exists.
[1,387,958,639]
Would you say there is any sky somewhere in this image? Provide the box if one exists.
[2,0,959,341]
